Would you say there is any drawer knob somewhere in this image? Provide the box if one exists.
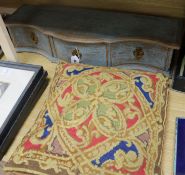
[133,47,144,60]
[71,48,82,63]
[30,32,38,44]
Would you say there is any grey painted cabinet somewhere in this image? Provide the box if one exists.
[5,5,184,74]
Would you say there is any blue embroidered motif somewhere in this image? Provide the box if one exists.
[91,141,138,167]
[40,111,53,139]
[66,67,93,76]
[135,77,154,108]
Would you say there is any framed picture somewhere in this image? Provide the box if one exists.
[174,118,185,175]
[0,60,47,160]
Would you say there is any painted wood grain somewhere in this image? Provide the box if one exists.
[5,5,184,49]
[53,38,107,66]
[8,26,53,60]
[7,25,174,71]
[110,41,172,70]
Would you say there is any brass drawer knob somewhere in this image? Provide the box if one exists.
[133,47,144,60]
[30,32,38,44]
[71,48,82,63]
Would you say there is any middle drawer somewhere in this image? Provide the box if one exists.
[53,38,107,66]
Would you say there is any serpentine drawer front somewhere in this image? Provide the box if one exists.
[53,38,107,66]
[110,42,173,70]
[8,26,53,58]
[5,5,184,74]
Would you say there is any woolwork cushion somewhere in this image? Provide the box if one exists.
[5,62,169,175]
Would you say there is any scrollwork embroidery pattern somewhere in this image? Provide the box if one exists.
[5,62,169,175]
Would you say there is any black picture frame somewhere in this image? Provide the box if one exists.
[0,60,48,160]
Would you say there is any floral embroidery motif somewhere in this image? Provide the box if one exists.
[5,62,169,175]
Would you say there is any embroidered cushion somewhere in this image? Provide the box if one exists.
[5,62,169,175]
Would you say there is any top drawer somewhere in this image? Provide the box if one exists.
[110,42,173,71]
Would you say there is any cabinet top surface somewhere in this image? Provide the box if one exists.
[5,5,185,48]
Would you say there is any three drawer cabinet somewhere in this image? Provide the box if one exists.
[5,5,184,74]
